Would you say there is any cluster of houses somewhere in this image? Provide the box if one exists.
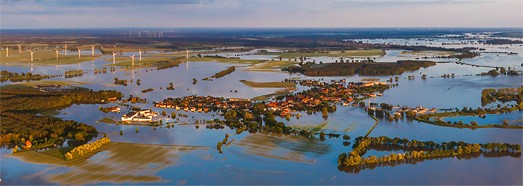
[153,79,390,118]
[391,106,438,116]
[154,96,252,113]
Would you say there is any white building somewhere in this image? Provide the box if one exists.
[121,109,157,122]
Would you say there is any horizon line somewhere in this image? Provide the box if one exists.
[1,26,523,30]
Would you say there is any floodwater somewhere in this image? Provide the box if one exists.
[1,35,522,185]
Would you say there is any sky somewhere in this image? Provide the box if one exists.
[1,0,522,29]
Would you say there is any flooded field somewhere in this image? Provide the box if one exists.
[1,31,522,185]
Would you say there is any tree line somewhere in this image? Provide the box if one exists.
[65,137,111,160]
[283,60,436,76]
[0,84,122,149]
[337,136,521,173]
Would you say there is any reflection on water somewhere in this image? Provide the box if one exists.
[235,133,330,163]
[9,142,208,185]
[445,111,523,126]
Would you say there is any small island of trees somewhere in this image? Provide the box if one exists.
[337,136,521,173]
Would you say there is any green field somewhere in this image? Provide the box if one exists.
[240,80,296,88]
[266,49,385,58]
[15,80,89,87]
[105,57,182,68]
[0,50,98,65]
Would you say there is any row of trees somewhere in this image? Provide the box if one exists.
[0,85,121,149]
[64,70,84,78]
[0,85,122,112]
[204,66,236,80]
[113,77,128,86]
[65,137,111,160]
[0,112,98,148]
[338,136,521,170]
[0,70,54,82]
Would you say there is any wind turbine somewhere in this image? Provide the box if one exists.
[138,48,143,61]
[64,44,68,55]
[77,47,81,59]
[55,49,59,60]
[130,54,135,67]
[90,45,95,56]
[5,46,8,57]
[112,52,117,64]
[29,49,34,62]
[185,49,189,71]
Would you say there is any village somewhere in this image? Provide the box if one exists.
[149,79,437,124]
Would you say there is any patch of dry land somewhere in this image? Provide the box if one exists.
[17,80,90,87]
[187,56,265,65]
[235,133,330,163]
[399,50,461,57]
[240,80,296,88]
[10,142,208,185]
[266,49,385,58]
[248,60,299,72]
[105,57,183,69]
[151,50,217,58]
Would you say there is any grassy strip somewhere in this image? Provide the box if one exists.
[106,57,183,69]
[16,80,89,87]
[399,50,460,57]
[364,115,379,137]
[1,50,99,65]
[415,117,523,129]
[248,60,298,71]
[240,80,296,88]
[151,51,216,57]
[187,57,265,64]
